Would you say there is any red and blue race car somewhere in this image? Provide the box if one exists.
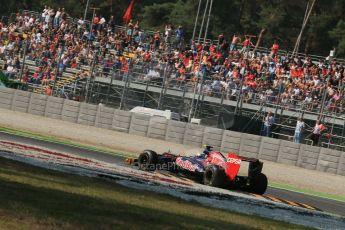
[128,146,268,194]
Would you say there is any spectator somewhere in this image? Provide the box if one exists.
[263,111,274,137]
[45,85,53,96]
[93,14,100,32]
[99,15,106,32]
[54,8,61,28]
[108,15,115,33]
[211,77,222,96]
[77,17,84,32]
[293,117,305,144]
[175,26,184,50]
[310,120,326,146]
[165,24,172,45]
[240,35,254,54]
[270,40,279,57]
[230,33,240,52]
[127,19,134,41]
[5,64,16,79]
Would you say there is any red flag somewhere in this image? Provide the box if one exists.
[123,0,135,24]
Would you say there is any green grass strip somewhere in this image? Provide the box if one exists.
[269,182,345,203]
[1,126,344,203]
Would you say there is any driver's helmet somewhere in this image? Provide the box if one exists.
[199,145,213,157]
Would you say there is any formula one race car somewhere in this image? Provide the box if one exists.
[127,146,268,194]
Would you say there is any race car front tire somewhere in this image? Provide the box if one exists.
[138,150,158,171]
[248,173,268,195]
[203,165,225,187]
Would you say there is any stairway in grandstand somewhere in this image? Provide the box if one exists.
[32,73,78,94]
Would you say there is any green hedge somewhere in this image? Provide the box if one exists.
[0,70,27,90]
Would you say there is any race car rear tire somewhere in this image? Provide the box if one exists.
[138,150,158,171]
[203,165,225,188]
[249,173,268,195]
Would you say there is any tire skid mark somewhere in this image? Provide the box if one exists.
[0,141,193,187]
[252,193,321,211]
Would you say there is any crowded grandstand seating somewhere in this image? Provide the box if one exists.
[0,8,345,118]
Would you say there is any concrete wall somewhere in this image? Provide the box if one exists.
[28,93,47,116]
[1,89,345,177]
[61,99,80,123]
[147,116,167,140]
[317,148,341,174]
[259,137,280,162]
[277,141,300,166]
[337,152,345,176]
[45,97,64,119]
[129,113,150,137]
[239,133,261,158]
[202,127,223,151]
[95,105,115,130]
[165,120,186,144]
[11,90,31,113]
[297,145,320,170]
[0,88,14,109]
[112,109,131,132]
[221,130,241,153]
[183,123,205,147]
[77,103,98,126]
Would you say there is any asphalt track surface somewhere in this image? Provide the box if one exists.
[0,131,344,217]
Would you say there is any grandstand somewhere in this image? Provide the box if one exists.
[0,8,345,150]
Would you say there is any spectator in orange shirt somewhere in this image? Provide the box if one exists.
[45,85,53,96]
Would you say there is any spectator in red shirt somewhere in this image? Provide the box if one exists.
[270,40,279,57]
[240,35,254,54]
[143,50,151,62]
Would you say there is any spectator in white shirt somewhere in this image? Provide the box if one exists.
[28,15,35,26]
[0,43,5,58]
[54,8,61,28]
[77,17,84,31]
[99,16,106,31]
[263,111,274,137]
[42,6,48,20]
[293,117,305,143]
[212,78,222,95]
[45,8,51,24]
[5,65,16,78]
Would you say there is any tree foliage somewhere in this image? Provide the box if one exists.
[0,0,344,57]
